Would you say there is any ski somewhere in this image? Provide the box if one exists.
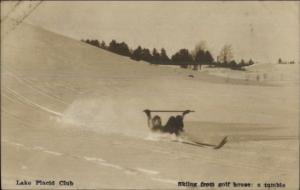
[148,110,195,113]
[173,136,228,149]
[213,136,228,149]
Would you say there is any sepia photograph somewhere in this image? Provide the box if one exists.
[1,1,299,189]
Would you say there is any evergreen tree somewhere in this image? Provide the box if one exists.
[195,49,206,63]
[248,59,254,66]
[204,51,214,64]
[160,48,170,64]
[171,49,193,68]
[131,46,142,61]
[239,59,245,66]
[118,42,131,56]
[229,60,237,67]
[108,40,117,52]
[108,40,131,57]
[152,48,160,64]
[140,48,152,62]
[100,41,106,49]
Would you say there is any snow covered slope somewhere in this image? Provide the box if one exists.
[1,21,299,189]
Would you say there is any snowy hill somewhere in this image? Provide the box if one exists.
[2,22,299,189]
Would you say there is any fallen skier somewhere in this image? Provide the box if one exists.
[143,109,228,149]
[143,109,192,136]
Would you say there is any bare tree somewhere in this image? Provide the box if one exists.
[218,44,234,64]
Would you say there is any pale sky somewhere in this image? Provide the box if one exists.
[3,1,300,63]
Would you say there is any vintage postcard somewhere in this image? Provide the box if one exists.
[1,1,299,189]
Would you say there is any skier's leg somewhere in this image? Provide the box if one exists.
[175,115,184,135]
[143,110,153,129]
[164,116,176,134]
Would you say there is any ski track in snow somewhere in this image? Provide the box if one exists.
[33,146,45,151]
[3,139,178,185]
[43,150,63,156]
[9,142,25,147]
[5,71,68,105]
[136,168,160,175]
[83,156,105,162]
[4,86,62,116]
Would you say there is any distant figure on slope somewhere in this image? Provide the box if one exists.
[143,109,191,136]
